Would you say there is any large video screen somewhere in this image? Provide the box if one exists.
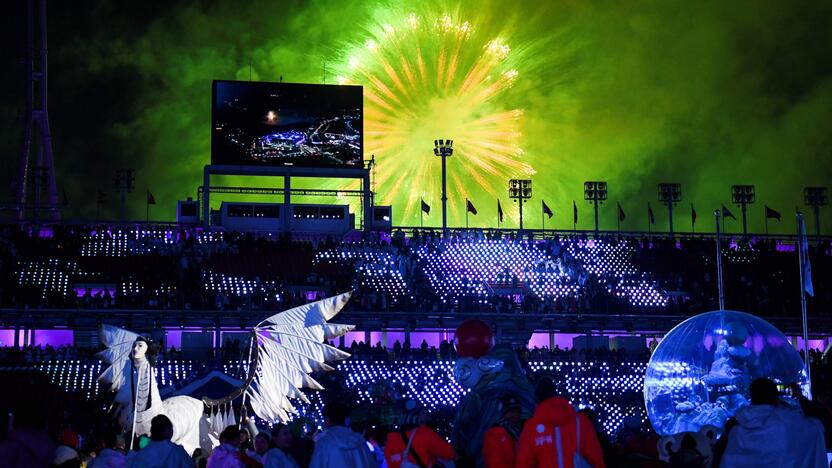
[212,80,363,167]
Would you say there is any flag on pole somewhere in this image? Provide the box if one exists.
[421,198,431,215]
[617,202,626,222]
[466,199,478,215]
[647,203,655,224]
[542,200,553,219]
[721,204,736,220]
[765,205,781,221]
[798,216,814,297]
[497,199,504,223]
[572,200,578,225]
[691,203,697,226]
[147,190,156,205]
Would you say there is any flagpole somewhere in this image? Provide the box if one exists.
[796,212,812,392]
[420,205,423,229]
[691,205,695,233]
[765,211,769,236]
[573,202,576,232]
[466,198,469,229]
[714,209,725,311]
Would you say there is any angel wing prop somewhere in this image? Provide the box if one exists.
[242,291,354,422]
[97,324,141,392]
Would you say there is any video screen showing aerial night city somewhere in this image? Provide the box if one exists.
[211,80,363,167]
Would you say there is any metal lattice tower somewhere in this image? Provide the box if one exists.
[13,0,60,221]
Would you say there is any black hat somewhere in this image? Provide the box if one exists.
[535,377,558,402]
[499,394,522,414]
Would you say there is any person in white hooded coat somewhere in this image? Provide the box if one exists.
[207,426,249,468]
[127,415,193,468]
[719,378,826,468]
[309,403,376,468]
[264,424,301,468]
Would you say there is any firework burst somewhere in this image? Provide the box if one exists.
[336,10,534,225]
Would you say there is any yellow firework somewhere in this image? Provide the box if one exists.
[336,12,534,225]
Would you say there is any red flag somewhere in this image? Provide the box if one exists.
[421,198,431,215]
[542,200,553,219]
[721,204,736,220]
[147,190,156,205]
[573,200,578,225]
[466,199,478,215]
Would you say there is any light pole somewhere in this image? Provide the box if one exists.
[731,185,755,236]
[509,179,532,231]
[658,183,682,238]
[804,187,827,237]
[114,169,135,221]
[434,139,453,236]
[584,181,607,235]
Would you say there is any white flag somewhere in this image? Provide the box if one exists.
[799,216,814,297]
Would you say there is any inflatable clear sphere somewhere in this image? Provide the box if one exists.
[644,310,810,435]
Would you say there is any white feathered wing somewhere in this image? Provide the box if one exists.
[96,324,141,392]
[246,291,354,422]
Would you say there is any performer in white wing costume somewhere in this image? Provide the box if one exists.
[98,292,355,455]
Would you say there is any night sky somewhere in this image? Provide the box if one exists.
[1,0,830,233]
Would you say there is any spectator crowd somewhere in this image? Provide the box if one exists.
[0,224,829,320]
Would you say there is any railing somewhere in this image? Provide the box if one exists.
[1,308,829,336]
[2,221,830,242]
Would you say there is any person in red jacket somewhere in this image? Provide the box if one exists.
[483,393,525,468]
[385,403,456,468]
[516,379,606,468]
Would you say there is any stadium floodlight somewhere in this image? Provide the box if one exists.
[584,181,607,234]
[804,186,828,237]
[508,179,532,230]
[434,139,454,235]
[731,185,755,236]
[658,183,682,237]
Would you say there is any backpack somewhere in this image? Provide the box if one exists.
[554,416,592,468]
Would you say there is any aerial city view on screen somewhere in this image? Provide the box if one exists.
[212,80,363,167]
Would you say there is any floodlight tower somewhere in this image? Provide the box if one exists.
[508,179,532,230]
[13,0,60,221]
[584,181,607,235]
[804,187,827,237]
[114,169,135,221]
[731,185,755,236]
[434,139,453,236]
[658,183,682,238]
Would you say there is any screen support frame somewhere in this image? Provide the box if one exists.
[202,164,372,232]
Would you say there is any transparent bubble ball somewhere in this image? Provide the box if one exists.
[644,310,810,436]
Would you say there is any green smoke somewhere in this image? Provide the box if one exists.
[1,0,830,234]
